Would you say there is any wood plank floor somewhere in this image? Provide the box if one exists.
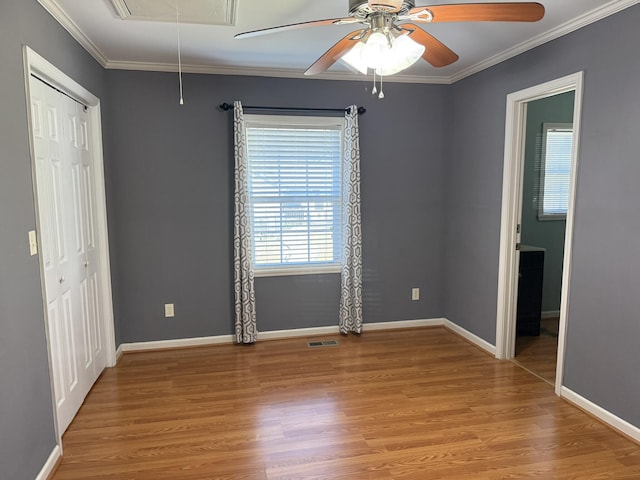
[53,327,640,479]
[514,318,559,384]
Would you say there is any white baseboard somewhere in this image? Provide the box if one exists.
[443,319,497,356]
[118,318,447,353]
[258,325,339,340]
[115,344,124,361]
[363,318,445,331]
[561,387,640,444]
[115,319,494,359]
[542,310,561,319]
[36,445,61,480]
[120,334,235,352]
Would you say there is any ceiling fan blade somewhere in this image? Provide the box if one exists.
[235,17,359,39]
[305,31,362,76]
[398,24,459,67]
[410,2,545,23]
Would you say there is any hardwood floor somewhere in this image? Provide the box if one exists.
[515,317,560,384]
[53,327,640,479]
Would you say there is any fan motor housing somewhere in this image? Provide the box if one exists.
[349,0,415,16]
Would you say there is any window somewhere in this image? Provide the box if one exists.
[539,123,573,220]
[245,115,344,276]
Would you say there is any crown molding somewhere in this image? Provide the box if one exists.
[37,0,109,67]
[39,0,639,85]
[449,0,640,83]
[104,60,451,84]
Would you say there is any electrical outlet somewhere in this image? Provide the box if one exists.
[164,303,175,318]
[412,288,420,301]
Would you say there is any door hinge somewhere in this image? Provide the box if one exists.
[516,224,521,234]
[516,243,521,251]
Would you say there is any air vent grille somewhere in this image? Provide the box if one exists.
[308,340,340,348]
[110,0,237,26]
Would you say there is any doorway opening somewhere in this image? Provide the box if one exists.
[495,73,584,396]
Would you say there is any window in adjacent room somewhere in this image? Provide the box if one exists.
[245,114,345,276]
[538,123,574,220]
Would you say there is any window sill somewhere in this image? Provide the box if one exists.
[538,213,567,222]
[254,264,341,278]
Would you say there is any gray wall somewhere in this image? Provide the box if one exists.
[3,3,640,478]
[521,92,574,313]
[0,2,107,479]
[444,5,640,426]
[104,71,448,343]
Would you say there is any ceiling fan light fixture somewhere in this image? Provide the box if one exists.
[376,33,424,75]
[361,31,390,68]
[341,29,424,76]
[341,42,369,75]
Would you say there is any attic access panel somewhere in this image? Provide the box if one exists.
[111,0,237,25]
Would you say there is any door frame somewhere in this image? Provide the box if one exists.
[23,46,117,440]
[495,72,584,396]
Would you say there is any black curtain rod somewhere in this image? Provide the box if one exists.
[219,103,365,115]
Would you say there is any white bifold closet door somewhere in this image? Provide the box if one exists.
[30,76,107,434]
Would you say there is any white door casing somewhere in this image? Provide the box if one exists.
[495,72,584,396]
[24,47,116,440]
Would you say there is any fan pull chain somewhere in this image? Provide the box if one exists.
[378,74,385,99]
[176,6,184,105]
[372,70,378,95]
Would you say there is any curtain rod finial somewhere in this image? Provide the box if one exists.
[220,103,233,111]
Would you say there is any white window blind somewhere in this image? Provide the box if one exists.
[245,115,344,273]
[539,123,573,220]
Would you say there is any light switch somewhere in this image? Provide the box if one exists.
[28,230,38,256]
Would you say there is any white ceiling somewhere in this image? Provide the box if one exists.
[39,0,638,84]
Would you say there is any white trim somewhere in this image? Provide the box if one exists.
[38,0,638,85]
[448,0,640,83]
[24,48,98,106]
[495,72,584,398]
[495,91,527,361]
[116,344,124,361]
[364,318,445,331]
[258,326,340,341]
[24,47,118,443]
[254,265,341,278]
[120,335,235,352]
[555,76,584,396]
[119,318,446,352]
[89,101,118,368]
[561,387,640,444]
[24,47,118,369]
[35,445,61,480]
[36,0,108,67]
[444,320,497,356]
[245,114,346,128]
[109,0,238,25]
[542,310,561,319]
[103,60,450,84]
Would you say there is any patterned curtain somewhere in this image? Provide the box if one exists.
[233,101,257,344]
[339,106,363,334]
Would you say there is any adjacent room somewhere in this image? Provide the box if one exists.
[1,1,639,479]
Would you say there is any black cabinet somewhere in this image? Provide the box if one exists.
[516,248,544,336]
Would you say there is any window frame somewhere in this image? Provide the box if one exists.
[538,122,574,221]
[244,113,345,277]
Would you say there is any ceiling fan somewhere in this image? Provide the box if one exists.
[236,1,545,77]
